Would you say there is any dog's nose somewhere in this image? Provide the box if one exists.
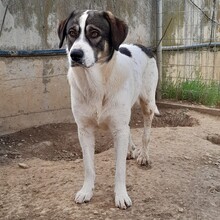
[70,49,84,63]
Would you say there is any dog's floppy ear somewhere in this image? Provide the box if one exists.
[58,19,68,48]
[103,11,128,51]
[58,11,75,48]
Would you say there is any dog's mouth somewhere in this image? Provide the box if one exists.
[70,61,95,69]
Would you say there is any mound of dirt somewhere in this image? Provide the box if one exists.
[207,134,220,145]
[131,106,199,128]
[0,108,199,164]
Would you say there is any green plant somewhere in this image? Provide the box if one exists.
[162,76,220,107]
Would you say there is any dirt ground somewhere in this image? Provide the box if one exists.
[0,107,220,220]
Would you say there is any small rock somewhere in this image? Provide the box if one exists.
[18,163,29,169]
[74,159,82,163]
[93,210,99,215]
[178,207,184,213]
[38,141,52,147]
[207,134,220,145]
[17,143,23,147]
[184,156,191,160]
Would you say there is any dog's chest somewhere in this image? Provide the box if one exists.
[80,93,111,130]
[68,69,112,126]
[88,91,110,124]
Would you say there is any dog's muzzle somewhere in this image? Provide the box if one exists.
[70,49,84,66]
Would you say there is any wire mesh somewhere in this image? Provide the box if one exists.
[161,0,220,107]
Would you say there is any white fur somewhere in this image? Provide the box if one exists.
[66,14,158,209]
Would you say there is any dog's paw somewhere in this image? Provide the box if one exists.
[137,154,151,167]
[127,150,135,160]
[128,147,139,160]
[75,188,93,204]
[127,145,138,160]
[115,191,132,209]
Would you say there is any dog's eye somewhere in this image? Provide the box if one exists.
[69,29,78,38]
[90,30,100,39]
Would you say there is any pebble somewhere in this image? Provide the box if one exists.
[74,159,82,163]
[41,141,53,147]
[178,207,184,213]
[184,156,191,160]
[18,163,29,169]
[93,210,99,215]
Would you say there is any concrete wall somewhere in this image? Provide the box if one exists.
[0,0,156,134]
[0,0,156,50]
[0,56,73,134]
[162,0,220,82]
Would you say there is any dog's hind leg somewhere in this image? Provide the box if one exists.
[136,98,154,167]
[75,126,95,203]
[127,133,136,160]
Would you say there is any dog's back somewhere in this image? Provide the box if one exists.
[117,44,159,114]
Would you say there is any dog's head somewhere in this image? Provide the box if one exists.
[58,10,128,68]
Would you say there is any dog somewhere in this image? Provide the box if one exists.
[58,10,159,209]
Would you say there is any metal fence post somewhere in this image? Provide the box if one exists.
[156,0,163,100]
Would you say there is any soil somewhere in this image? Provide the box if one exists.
[0,106,220,220]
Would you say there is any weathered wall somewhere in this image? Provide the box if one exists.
[162,0,220,46]
[163,50,220,82]
[0,56,73,134]
[162,0,220,82]
[0,0,156,134]
[0,0,156,50]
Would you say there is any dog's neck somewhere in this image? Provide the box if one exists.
[68,51,125,106]
[70,51,117,88]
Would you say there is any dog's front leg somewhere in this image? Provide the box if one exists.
[75,126,95,204]
[113,126,132,209]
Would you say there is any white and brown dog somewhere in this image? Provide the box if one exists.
[58,10,159,209]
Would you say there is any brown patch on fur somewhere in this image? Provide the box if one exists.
[140,98,152,116]
[58,19,68,48]
[58,11,79,48]
[103,11,128,50]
